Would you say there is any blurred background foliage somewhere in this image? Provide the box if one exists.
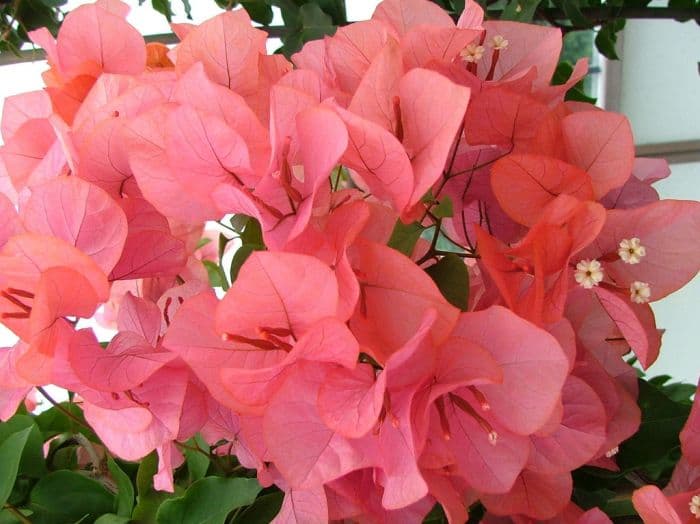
[1,0,698,61]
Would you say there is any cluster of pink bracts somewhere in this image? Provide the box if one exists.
[0,0,699,521]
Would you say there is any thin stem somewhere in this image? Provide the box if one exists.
[174,441,211,459]
[3,504,31,524]
[216,220,238,234]
[36,387,88,429]
[332,165,343,192]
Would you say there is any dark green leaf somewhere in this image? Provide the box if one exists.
[433,196,454,219]
[554,0,593,28]
[151,0,173,22]
[156,477,262,524]
[0,427,32,507]
[551,61,596,104]
[218,233,229,262]
[29,471,115,524]
[617,378,690,470]
[184,434,210,483]
[241,1,274,25]
[180,0,192,18]
[230,215,250,234]
[240,217,264,246]
[595,19,625,60]
[230,244,265,283]
[132,452,175,524]
[107,457,135,518]
[388,221,424,257]
[230,491,283,524]
[0,414,47,478]
[425,254,469,311]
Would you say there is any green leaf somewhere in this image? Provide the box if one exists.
[151,0,173,22]
[230,244,265,283]
[0,427,32,507]
[229,215,249,234]
[230,491,283,524]
[388,221,424,257]
[184,435,210,483]
[595,19,625,60]
[108,458,135,518]
[34,402,98,443]
[180,0,192,19]
[95,515,132,524]
[0,414,47,478]
[617,378,690,470]
[196,237,212,250]
[433,196,454,219]
[661,382,697,403]
[132,453,174,524]
[500,0,542,22]
[218,233,229,262]
[553,0,592,28]
[240,217,264,246]
[551,61,596,104]
[203,260,229,290]
[156,477,262,524]
[425,254,470,311]
[29,471,115,524]
[241,1,274,25]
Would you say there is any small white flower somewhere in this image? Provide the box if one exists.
[605,446,619,458]
[618,237,646,264]
[460,44,485,63]
[690,495,700,519]
[491,35,509,51]
[575,259,604,289]
[630,281,651,304]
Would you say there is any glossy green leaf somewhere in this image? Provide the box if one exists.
[0,427,32,508]
[230,491,283,524]
[425,253,469,311]
[29,471,115,524]
[108,457,135,518]
[156,477,261,524]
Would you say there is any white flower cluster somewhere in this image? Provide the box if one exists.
[574,238,651,303]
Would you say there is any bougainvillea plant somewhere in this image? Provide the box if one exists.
[0,0,699,522]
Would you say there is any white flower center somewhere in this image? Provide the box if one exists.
[690,495,700,519]
[491,35,509,51]
[618,237,646,264]
[460,44,485,63]
[630,281,651,304]
[575,259,604,289]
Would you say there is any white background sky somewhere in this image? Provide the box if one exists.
[0,2,697,387]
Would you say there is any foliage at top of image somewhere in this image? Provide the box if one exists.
[1,0,699,60]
